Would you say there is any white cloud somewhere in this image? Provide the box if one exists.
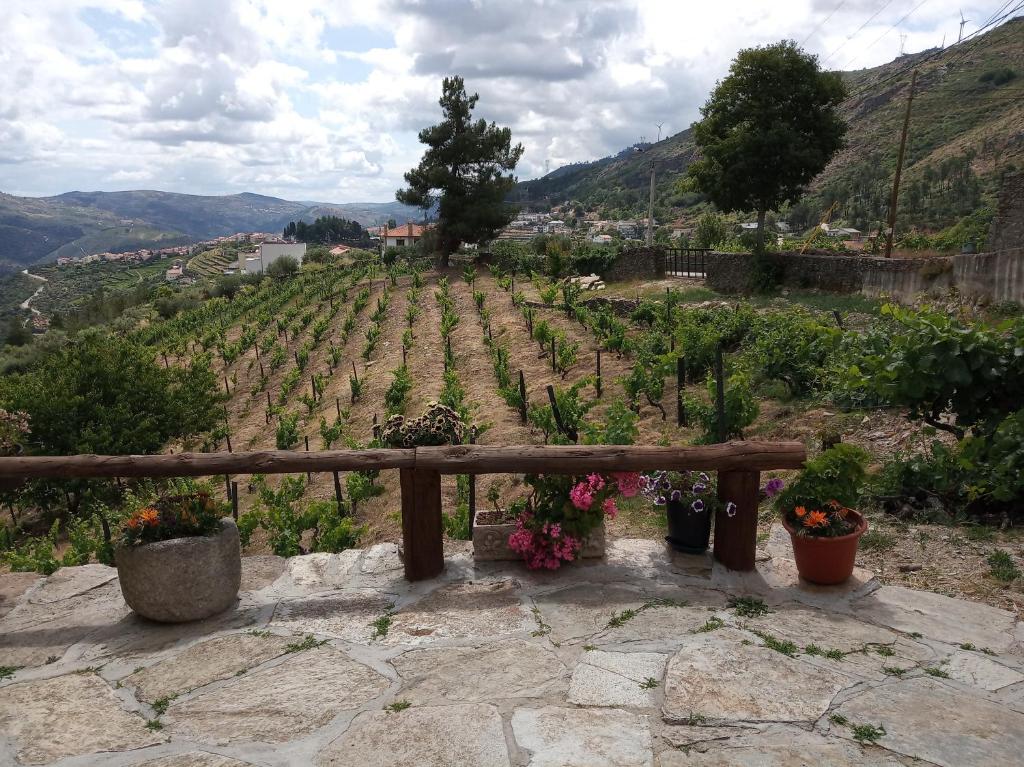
[0,0,1015,200]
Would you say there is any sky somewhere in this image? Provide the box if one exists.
[0,0,1015,202]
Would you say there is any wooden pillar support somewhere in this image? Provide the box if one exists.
[400,467,444,581]
[713,469,760,571]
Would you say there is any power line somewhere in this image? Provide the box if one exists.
[801,0,848,46]
[822,0,897,65]
[842,0,933,71]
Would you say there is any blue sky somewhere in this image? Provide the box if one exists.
[0,0,1013,202]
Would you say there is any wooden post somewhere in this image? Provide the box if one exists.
[595,350,602,397]
[677,357,687,427]
[224,474,231,500]
[255,344,260,360]
[714,470,760,571]
[231,481,239,520]
[402,346,407,366]
[884,69,918,259]
[518,370,528,423]
[333,470,344,514]
[162,352,169,369]
[715,346,726,444]
[832,310,844,329]
[665,286,672,326]
[468,427,476,540]
[551,337,557,373]
[223,375,230,396]
[351,361,359,382]
[294,350,300,367]
[336,397,341,418]
[547,384,577,443]
[400,467,444,581]
[310,375,317,401]
[304,436,311,481]
[259,361,265,378]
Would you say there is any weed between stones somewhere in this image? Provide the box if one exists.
[386,700,411,713]
[248,629,271,638]
[151,696,175,716]
[285,634,328,653]
[924,666,950,678]
[606,598,685,629]
[882,666,905,677]
[530,606,552,637]
[750,630,798,657]
[370,614,392,640]
[831,713,887,743]
[145,720,163,732]
[803,644,844,660]
[0,666,19,680]
[639,677,659,690]
[694,616,725,634]
[727,596,770,618]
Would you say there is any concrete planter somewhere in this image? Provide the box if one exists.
[115,518,241,623]
[473,514,605,562]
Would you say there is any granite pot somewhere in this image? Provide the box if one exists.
[472,513,606,562]
[115,518,241,622]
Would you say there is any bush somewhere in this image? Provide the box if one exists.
[686,370,760,443]
[775,443,870,514]
[266,256,299,279]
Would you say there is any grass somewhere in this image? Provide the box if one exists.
[873,645,895,657]
[859,529,896,552]
[606,598,684,630]
[987,550,1021,583]
[804,644,845,660]
[727,596,770,618]
[924,667,950,678]
[385,700,411,713]
[145,720,163,731]
[151,696,175,716]
[248,629,271,638]
[751,630,798,657]
[530,606,552,637]
[0,666,19,680]
[882,666,906,677]
[370,614,393,641]
[694,616,725,633]
[851,723,887,743]
[639,677,660,690]
[829,713,848,726]
[285,635,328,653]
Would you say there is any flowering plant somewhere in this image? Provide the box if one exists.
[0,409,29,456]
[784,500,858,538]
[120,491,226,546]
[380,402,464,447]
[640,471,733,518]
[775,444,868,538]
[508,471,640,570]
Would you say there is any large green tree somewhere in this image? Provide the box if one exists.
[688,41,846,251]
[397,75,524,266]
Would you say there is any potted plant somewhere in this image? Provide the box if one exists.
[0,409,29,493]
[476,472,639,568]
[775,444,870,585]
[115,489,240,622]
[641,471,733,554]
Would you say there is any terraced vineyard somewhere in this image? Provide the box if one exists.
[188,246,243,277]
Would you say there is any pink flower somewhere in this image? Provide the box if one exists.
[586,473,605,491]
[570,482,594,511]
[612,472,641,498]
[602,497,618,519]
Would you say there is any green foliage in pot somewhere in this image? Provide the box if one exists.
[775,444,869,537]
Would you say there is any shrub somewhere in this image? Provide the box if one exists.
[276,412,300,449]
[686,371,760,443]
[384,365,413,416]
[775,443,869,518]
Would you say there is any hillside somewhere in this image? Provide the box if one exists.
[517,17,1024,233]
[0,191,420,272]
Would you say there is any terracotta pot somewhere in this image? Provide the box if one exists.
[783,509,867,585]
[665,500,712,554]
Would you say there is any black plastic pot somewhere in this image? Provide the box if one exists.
[665,499,712,554]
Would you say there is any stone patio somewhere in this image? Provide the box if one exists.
[2,527,1023,766]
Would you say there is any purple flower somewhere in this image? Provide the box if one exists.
[763,478,784,497]
[693,482,707,494]
[725,501,737,517]
[691,499,705,513]
[698,472,710,484]
[670,489,682,502]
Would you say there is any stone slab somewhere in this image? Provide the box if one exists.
[851,585,1019,652]
[0,571,40,619]
[239,555,286,592]
[165,645,389,743]
[0,672,163,764]
[744,605,898,653]
[25,563,117,603]
[944,649,1024,691]
[391,639,566,704]
[530,584,651,644]
[710,555,878,610]
[662,630,852,723]
[833,676,1024,767]
[271,589,395,643]
[568,650,667,707]
[317,703,510,767]
[385,580,527,643]
[511,706,653,767]
[125,632,293,702]
[278,550,361,591]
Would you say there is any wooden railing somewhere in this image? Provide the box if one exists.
[0,441,804,581]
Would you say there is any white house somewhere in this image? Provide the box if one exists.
[242,242,306,274]
[383,223,427,249]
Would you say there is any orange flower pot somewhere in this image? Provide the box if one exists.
[783,509,867,585]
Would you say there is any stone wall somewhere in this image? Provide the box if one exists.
[604,247,665,282]
[987,172,1024,252]
[704,248,1024,304]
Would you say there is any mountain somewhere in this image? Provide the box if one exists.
[0,191,421,272]
[516,17,1024,233]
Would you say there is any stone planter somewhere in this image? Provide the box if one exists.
[115,518,241,623]
[472,512,605,562]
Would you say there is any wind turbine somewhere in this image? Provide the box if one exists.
[655,123,664,143]
[958,10,970,43]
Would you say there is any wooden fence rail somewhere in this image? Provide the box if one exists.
[0,441,804,581]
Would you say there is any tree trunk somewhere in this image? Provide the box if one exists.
[755,207,766,254]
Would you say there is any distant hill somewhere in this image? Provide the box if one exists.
[0,191,421,272]
[516,17,1024,233]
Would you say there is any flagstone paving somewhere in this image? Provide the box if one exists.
[2,532,1023,766]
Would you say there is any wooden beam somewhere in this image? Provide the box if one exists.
[0,449,416,479]
[400,467,443,581]
[714,469,760,571]
[415,442,805,474]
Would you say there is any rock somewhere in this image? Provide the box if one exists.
[597,597,727,647]
[391,639,566,704]
[832,677,1024,767]
[658,723,904,766]
[239,555,286,592]
[386,580,527,644]
[317,703,510,767]
[0,673,164,764]
[567,650,667,707]
[511,706,653,767]
[743,605,898,654]
[165,646,389,743]
[710,554,878,610]
[530,583,650,644]
[115,519,241,623]
[0,571,40,619]
[138,753,255,766]
[662,630,852,723]
[124,632,293,702]
[943,650,1024,691]
[0,576,129,666]
[898,563,923,572]
[851,585,1019,652]
[281,551,360,590]
[271,589,395,643]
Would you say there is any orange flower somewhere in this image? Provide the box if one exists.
[125,516,141,530]
[827,499,841,509]
[804,510,828,528]
[794,506,807,518]
[139,508,160,526]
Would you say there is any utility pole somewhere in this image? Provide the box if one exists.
[884,69,918,259]
[646,161,656,246]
